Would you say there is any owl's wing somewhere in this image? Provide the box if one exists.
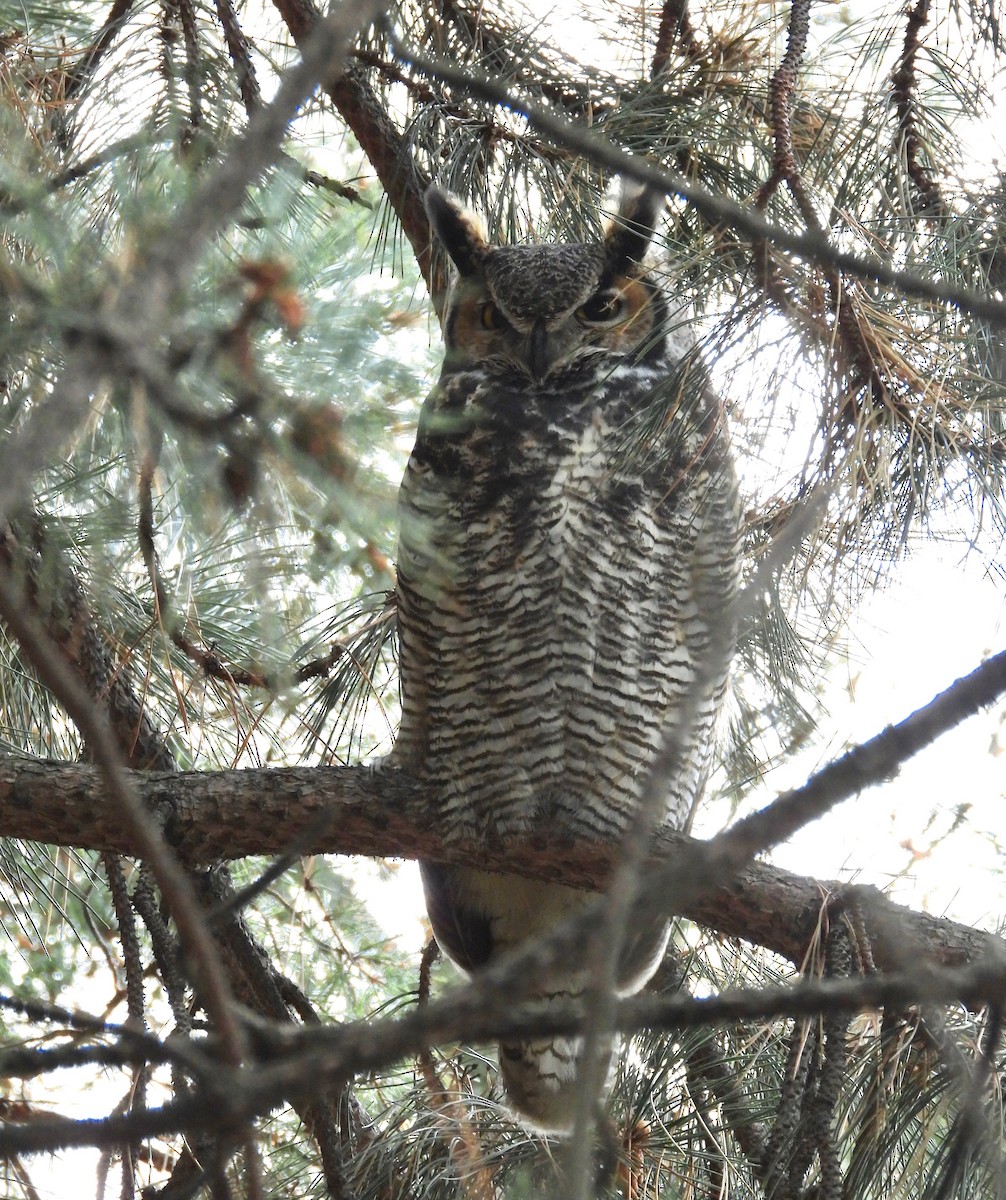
[420,862,494,971]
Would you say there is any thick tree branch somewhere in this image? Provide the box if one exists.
[3,648,1006,1158]
[0,757,994,976]
[1,641,1003,1170]
[4,646,1004,974]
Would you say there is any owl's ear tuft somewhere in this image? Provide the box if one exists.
[425,187,490,277]
[604,182,665,272]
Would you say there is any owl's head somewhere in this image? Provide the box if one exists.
[426,185,667,383]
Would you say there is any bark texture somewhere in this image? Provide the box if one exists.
[0,756,998,971]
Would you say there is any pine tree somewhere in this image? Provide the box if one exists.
[0,1,1005,1197]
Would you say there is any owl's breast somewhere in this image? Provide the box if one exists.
[394,362,738,840]
[397,374,579,586]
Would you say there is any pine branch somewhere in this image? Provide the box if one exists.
[0,516,368,1190]
[392,36,1006,325]
[0,566,249,1071]
[214,0,262,114]
[176,0,205,150]
[2,646,1005,974]
[3,931,1006,1159]
[756,0,815,220]
[651,0,702,74]
[0,754,992,970]
[62,0,136,102]
[0,516,177,771]
[892,0,946,218]
[0,134,149,210]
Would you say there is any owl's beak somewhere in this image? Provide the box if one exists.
[527,318,552,382]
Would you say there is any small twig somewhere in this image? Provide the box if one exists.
[891,0,946,217]
[132,868,191,1034]
[156,375,263,436]
[103,854,147,1026]
[8,952,1006,1158]
[96,1084,140,1200]
[175,0,205,150]
[62,0,135,101]
[682,1059,730,1199]
[205,1143,237,1200]
[752,1,892,432]
[242,1133,264,1200]
[138,454,385,693]
[931,1001,1006,1200]
[0,1039,174,1080]
[619,960,1006,1044]
[0,1008,213,1082]
[302,165,373,207]
[214,0,262,114]
[137,445,167,619]
[136,450,269,689]
[4,1152,41,1200]
[194,864,361,1198]
[0,134,152,212]
[351,46,439,101]
[416,945,496,1200]
[756,0,815,221]
[719,646,1006,866]
[0,992,155,1041]
[685,1037,768,1175]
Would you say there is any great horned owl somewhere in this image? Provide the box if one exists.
[393,185,739,1131]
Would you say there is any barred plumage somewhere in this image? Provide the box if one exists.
[393,185,740,1131]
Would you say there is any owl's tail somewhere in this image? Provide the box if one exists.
[498,1027,610,1134]
[497,967,612,1133]
[496,915,671,1132]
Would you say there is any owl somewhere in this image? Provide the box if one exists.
[393,184,739,1132]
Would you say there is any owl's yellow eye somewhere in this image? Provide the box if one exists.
[480,301,504,330]
[575,290,626,325]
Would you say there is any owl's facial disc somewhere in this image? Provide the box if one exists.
[444,273,657,381]
[426,187,668,380]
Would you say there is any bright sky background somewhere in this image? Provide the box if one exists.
[744,548,1005,926]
